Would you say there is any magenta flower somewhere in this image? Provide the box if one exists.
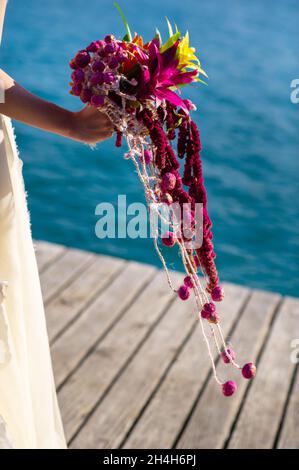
[137,40,197,108]
[90,72,104,86]
[71,68,85,83]
[90,94,105,107]
[74,50,90,68]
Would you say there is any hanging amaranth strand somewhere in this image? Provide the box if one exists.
[69,6,256,396]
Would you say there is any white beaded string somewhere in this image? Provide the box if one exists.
[102,100,238,383]
[126,128,225,383]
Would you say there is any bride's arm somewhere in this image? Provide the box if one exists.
[0,68,113,144]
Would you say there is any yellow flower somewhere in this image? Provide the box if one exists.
[177,31,208,79]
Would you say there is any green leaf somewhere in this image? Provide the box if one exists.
[165,17,173,37]
[160,30,181,53]
[174,117,183,128]
[114,2,132,41]
[155,27,162,45]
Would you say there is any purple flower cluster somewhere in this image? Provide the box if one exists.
[140,104,221,294]
[69,25,255,397]
[69,35,126,108]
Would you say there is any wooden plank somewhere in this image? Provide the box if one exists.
[124,282,250,449]
[228,296,299,449]
[39,247,95,304]
[45,254,125,342]
[70,282,199,449]
[58,270,177,443]
[34,240,66,272]
[278,366,299,448]
[51,261,156,388]
[177,289,281,449]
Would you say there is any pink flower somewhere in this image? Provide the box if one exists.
[222,380,237,397]
[161,231,175,247]
[104,43,116,54]
[184,276,194,288]
[211,285,225,302]
[92,60,105,72]
[71,69,85,83]
[221,346,236,364]
[86,41,100,53]
[136,41,197,109]
[109,57,120,69]
[71,83,82,96]
[103,72,115,84]
[74,50,90,68]
[242,362,256,379]
[90,94,105,107]
[104,34,115,43]
[178,285,190,301]
[80,88,92,103]
[90,72,104,86]
[161,172,176,192]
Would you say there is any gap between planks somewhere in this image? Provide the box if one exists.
[123,283,250,449]
[176,289,281,449]
[69,283,249,449]
[52,261,157,390]
[227,296,299,449]
[61,270,180,444]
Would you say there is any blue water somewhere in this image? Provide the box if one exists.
[1,0,298,296]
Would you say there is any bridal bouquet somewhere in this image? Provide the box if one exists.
[69,5,256,396]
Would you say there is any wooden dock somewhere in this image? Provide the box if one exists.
[35,240,299,449]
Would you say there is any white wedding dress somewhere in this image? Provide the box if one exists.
[0,0,66,448]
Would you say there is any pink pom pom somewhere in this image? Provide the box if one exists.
[178,285,190,301]
[109,56,120,69]
[80,88,92,103]
[75,50,90,68]
[69,59,78,70]
[90,94,105,107]
[202,302,216,314]
[104,43,116,54]
[184,276,194,288]
[90,72,104,86]
[200,308,211,320]
[208,311,220,324]
[103,72,115,84]
[211,285,225,302]
[143,149,153,165]
[104,34,115,43]
[92,60,105,72]
[161,232,175,247]
[71,83,82,96]
[222,380,237,397]
[221,346,236,364]
[242,362,256,379]
[71,68,85,83]
[161,172,176,191]
[86,41,100,53]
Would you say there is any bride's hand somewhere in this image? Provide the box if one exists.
[0,69,114,144]
[70,105,114,144]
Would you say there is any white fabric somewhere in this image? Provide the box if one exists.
[0,0,66,448]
